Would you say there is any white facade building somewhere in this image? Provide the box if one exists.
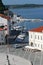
[29,26,43,50]
[12,14,17,22]
[0,28,5,44]
[0,17,8,26]
[0,14,11,36]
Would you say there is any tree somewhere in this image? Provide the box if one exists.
[0,0,8,14]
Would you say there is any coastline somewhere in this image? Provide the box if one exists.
[6,4,43,9]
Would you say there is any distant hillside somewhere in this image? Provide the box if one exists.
[6,4,43,9]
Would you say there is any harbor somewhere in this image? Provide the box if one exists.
[0,45,43,65]
[0,0,43,65]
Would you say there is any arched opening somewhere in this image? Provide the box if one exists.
[31,42,33,46]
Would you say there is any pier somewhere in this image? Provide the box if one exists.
[19,18,43,22]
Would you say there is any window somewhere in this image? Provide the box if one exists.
[35,35,36,39]
[41,36,42,40]
[35,44,37,47]
[1,34,3,37]
[1,38,3,40]
[1,35,3,37]
[31,42,33,46]
[38,36,39,40]
[31,35,32,38]
[38,44,39,47]
[41,44,42,48]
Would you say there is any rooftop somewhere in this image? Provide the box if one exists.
[0,14,11,20]
[29,26,43,32]
[0,28,3,31]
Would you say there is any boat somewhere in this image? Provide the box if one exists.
[13,26,22,30]
[15,31,27,43]
[24,46,42,51]
[17,34,26,40]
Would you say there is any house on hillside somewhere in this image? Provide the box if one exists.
[0,14,11,36]
[29,26,43,50]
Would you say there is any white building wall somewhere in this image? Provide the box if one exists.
[0,17,8,26]
[0,17,11,36]
[29,32,35,46]
[29,31,43,49]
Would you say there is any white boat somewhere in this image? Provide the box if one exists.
[13,25,27,31]
[13,26,22,30]
[25,46,42,51]
[15,32,26,42]
[17,34,26,40]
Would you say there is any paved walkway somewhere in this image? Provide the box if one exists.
[0,53,31,65]
[0,45,43,65]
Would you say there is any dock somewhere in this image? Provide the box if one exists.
[19,18,43,22]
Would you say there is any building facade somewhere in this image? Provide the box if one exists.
[29,26,43,50]
[0,28,5,44]
[0,14,11,36]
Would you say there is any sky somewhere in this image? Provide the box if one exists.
[2,0,43,5]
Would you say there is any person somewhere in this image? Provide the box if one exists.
[6,55,10,65]
[31,61,33,65]
[6,55,8,60]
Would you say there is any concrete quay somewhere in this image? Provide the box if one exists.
[0,45,43,65]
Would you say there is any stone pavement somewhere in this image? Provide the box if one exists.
[0,53,31,65]
[0,45,43,65]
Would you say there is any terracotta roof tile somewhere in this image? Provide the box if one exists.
[29,26,43,32]
[0,14,11,20]
[0,28,3,31]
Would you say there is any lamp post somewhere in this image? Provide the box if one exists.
[6,35,10,54]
